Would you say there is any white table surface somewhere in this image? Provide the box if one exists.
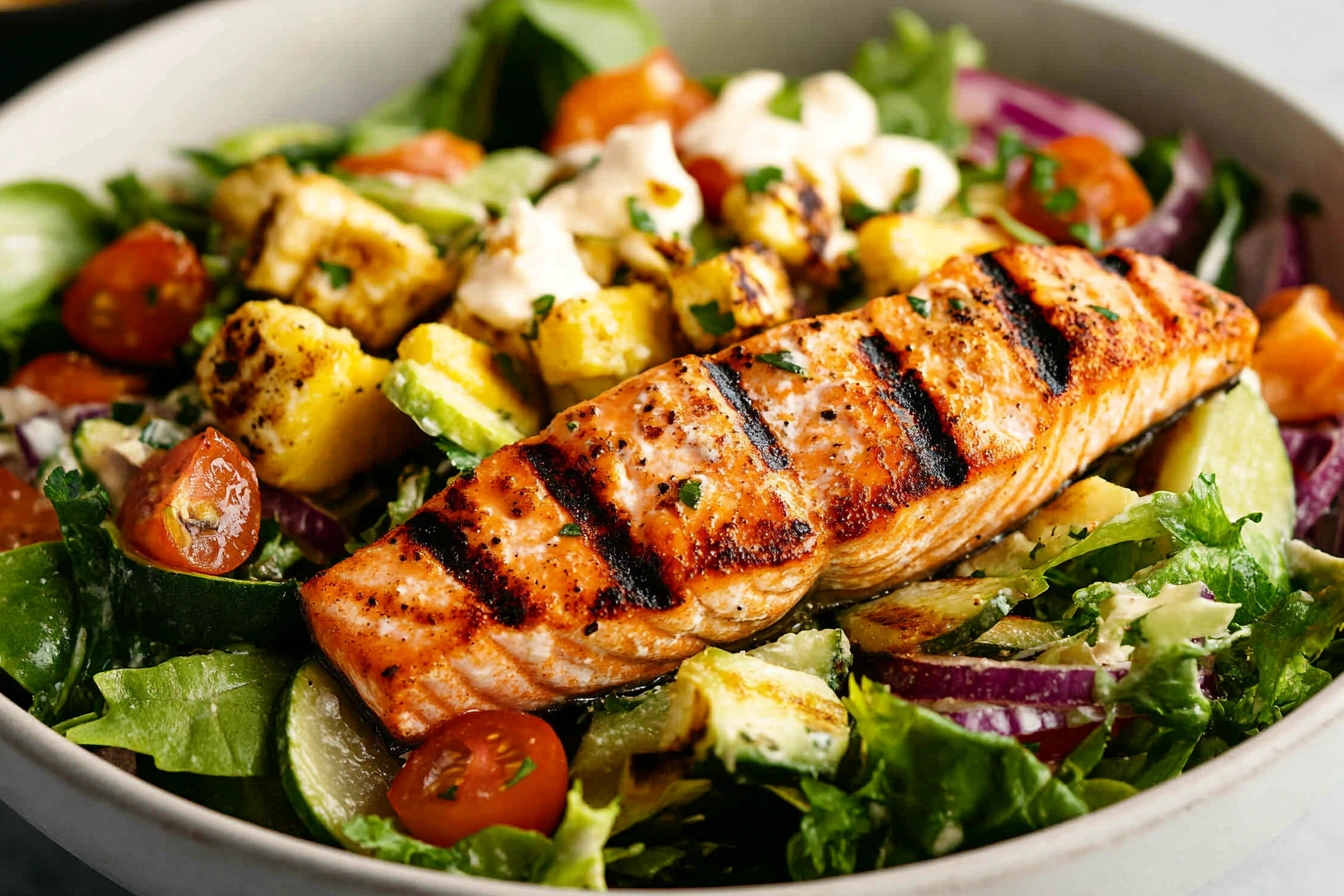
[5,1,1344,893]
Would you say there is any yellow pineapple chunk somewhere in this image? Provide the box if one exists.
[669,246,795,351]
[396,323,543,435]
[246,172,454,350]
[211,156,295,242]
[721,174,846,287]
[857,213,1009,297]
[196,300,419,492]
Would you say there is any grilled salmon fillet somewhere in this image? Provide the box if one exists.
[302,246,1258,742]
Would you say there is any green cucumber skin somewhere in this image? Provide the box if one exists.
[276,662,342,846]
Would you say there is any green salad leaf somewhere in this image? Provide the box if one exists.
[349,0,660,151]
[849,9,984,150]
[0,540,75,696]
[104,172,212,237]
[65,647,295,776]
[345,785,619,888]
[1194,159,1261,292]
[0,181,106,374]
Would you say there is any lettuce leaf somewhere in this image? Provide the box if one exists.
[849,9,984,150]
[64,647,295,776]
[0,540,75,697]
[344,785,619,888]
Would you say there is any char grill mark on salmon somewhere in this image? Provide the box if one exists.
[301,245,1260,742]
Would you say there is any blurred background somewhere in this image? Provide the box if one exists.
[2,0,1344,895]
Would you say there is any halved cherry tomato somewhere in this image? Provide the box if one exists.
[684,155,736,222]
[0,468,61,552]
[8,352,150,407]
[62,221,212,366]
[338,130,485,182]
[389,710,568,848]
[1008,135,1153,245]
[1253,285,1344,422]
[545,47,713,152]
[115,427,260,574]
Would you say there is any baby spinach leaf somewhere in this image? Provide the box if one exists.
[0,181,106,373]
[64,648,296,777]
[850,9,984,150]
[0,541,75,696]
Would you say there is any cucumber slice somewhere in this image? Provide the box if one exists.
[381,360,525,457]
[343,176,486,237]
[744,628,851,690]
[966,617,1066,660]
[453,148,558,214]
[1151,376,1296,545]
[839,577,1029,656]
[71,418,151,507]
[214,122,343,167]
[277,658,401,847]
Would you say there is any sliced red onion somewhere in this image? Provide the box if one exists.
[0,387,58,429]
[861,652,1125,706]
[62,403,111,430]
[1233,213,1309,308]
[921,700,1105,737]
[1281,418,1344,536]
[15,414,68,470]
[1110,131,1212,256]
[955,68,1144,162]
[261,486,348,558]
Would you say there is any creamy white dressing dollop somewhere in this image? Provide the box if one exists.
[455,198,600,332]
[836,135,962,215]
[538,122,702,240]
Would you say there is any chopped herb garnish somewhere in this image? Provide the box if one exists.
[1090,304,1120,322]
[504,756,537,788]
[970,569,986,579]
[907,296,931,318]
[1030,154,1060,194]
[743,166,785,195]
[767,80,804,121]
[532,293,556,319]
[494,352,531,399]
[758,351,807,377]
[1042,186,1079,214]
[844,201,882,227]
[949,298,966,311]
[111,402,145,426]
[435,438,483,471]
[689,301,735,337]
[679,479,702,509]
[438,785,459,801]
[559,523,582,537]
[895,168,923,213]
[626,196,657,234]
[144,284,158,306]
[566,420,579,431]
[317,260,353,289]
[139,419,187,449]
[987,207,1053,246]
[1069,222,1104,252]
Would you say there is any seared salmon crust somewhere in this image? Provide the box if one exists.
[302,246,1258,742]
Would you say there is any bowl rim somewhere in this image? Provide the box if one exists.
[3,0,1343,892]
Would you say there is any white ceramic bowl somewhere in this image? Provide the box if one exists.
[2,1,1342,894]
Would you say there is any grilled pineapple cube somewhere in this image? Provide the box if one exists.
[532,284,680,399]
[211,156,295,242]
[857,213,1009,297]
[397,322,543,435]
[669,246,795,351]
[721,174,845,286]
[574,235,621,286]
[246,172,454,350]
[196,300,420,492]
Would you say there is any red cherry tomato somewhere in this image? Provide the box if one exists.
[115,427,260,575]
[684,156,736,222]
[338,130,486,182]
[62,221,212,366]
[8,352,150,407]
[546,47,713,152]
[0,468,62,552]
[1008,135,1153,245]
[389,710,569,847]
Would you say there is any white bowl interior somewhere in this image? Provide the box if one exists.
[1,2,1343,895]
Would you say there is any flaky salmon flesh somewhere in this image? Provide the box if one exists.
[302,246,1258,743]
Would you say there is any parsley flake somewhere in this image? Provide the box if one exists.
[1090,304,1120,322]
[907,296,931,318]
[768,80,803,121]
[566,420,579,431]
[559,523,582,537]
[679,479,702,509]
[532,293,556,319]
[504,756,537,788]
[1042,186,1079,214]
[317,260,353,289]
[743,166,785,195]
[689,301,735,337]
[844,201,882,226]
[1069,222,1104,252]
[758,351,807,377]
[970,569,986,579]
[949,298,966,311]
[627,196,657,234]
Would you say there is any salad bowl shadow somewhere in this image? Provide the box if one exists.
[1,0,1343,894]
